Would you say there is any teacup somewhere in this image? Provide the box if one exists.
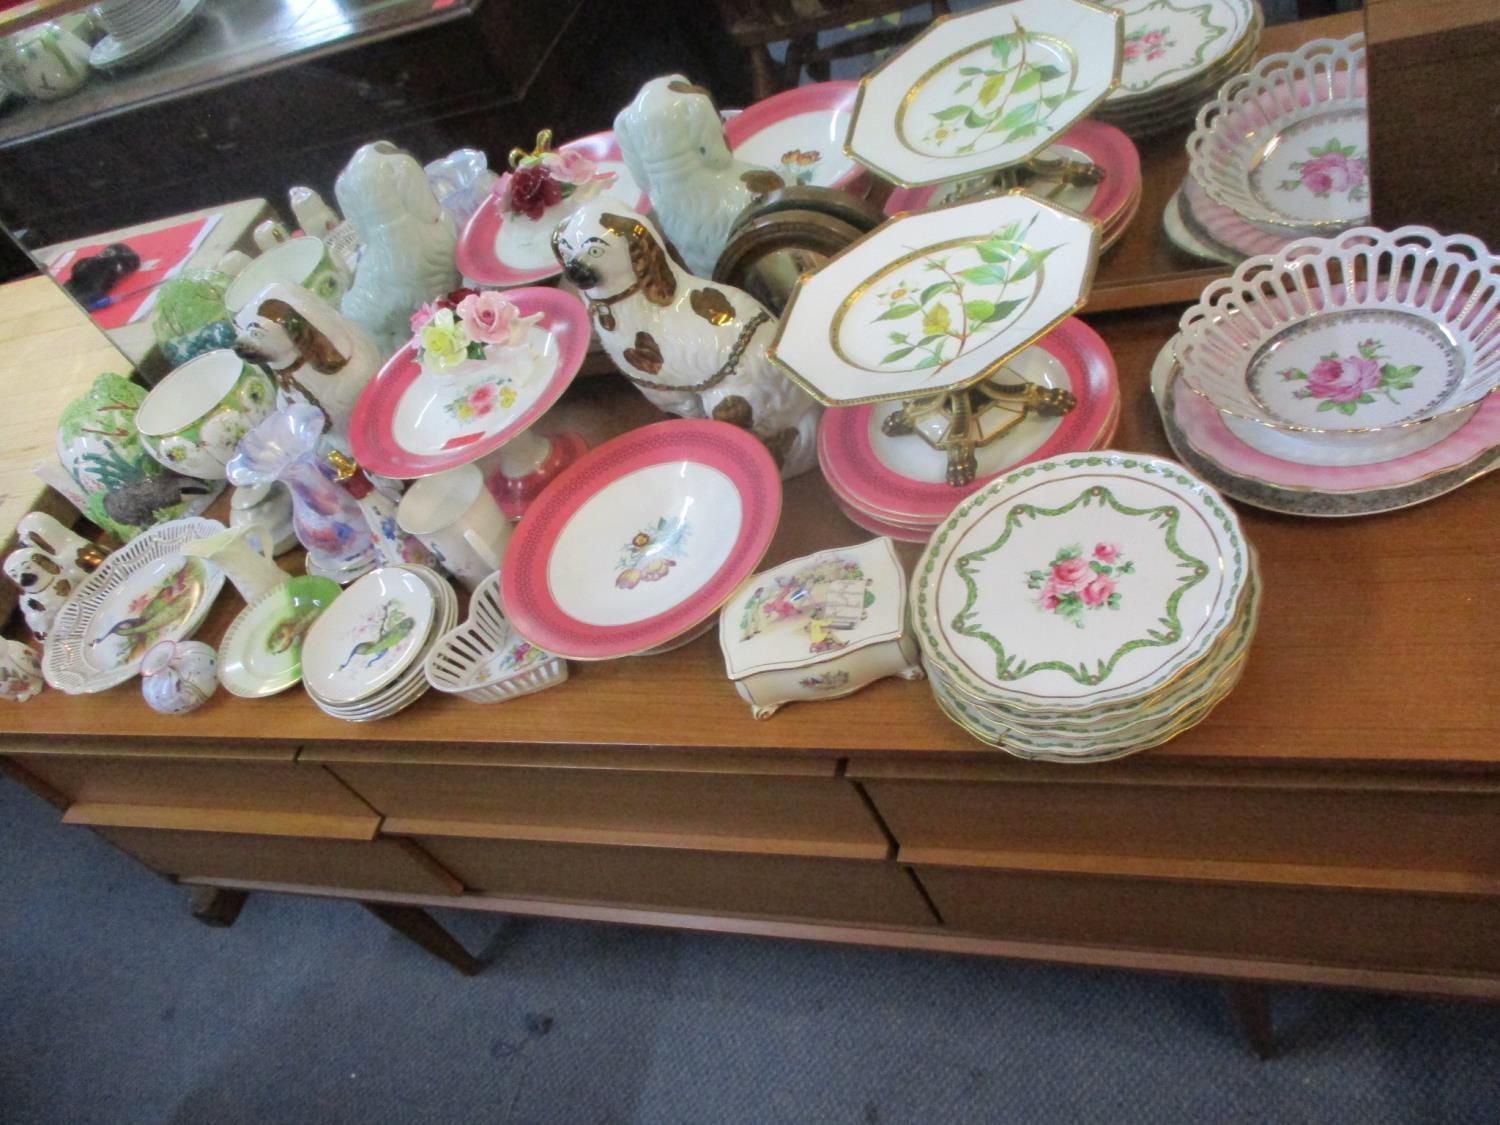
[397,464,512,590]
[137,349,276,480]
[224,237,350,312]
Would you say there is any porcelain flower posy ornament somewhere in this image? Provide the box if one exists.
[410,288,542,381]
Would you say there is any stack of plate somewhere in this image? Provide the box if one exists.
[820,318,1120,543]
[1093,0,1262,139]
[1170,33,1366,264]
[1157,224,1500,517]
[300,565,456,721]
[90,0,204,73]
[913,452,1258,762]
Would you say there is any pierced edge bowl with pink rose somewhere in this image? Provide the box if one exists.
[1185,33,1367,237]
[1173,225,1500,452]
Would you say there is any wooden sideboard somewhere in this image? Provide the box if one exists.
[6,301,1500,1005]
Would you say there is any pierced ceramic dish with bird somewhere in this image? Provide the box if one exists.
[43,518,226,695]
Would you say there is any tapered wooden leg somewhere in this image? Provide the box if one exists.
[359,901,483,976]
[1222,981,1275,1059]
[190,886,248,928]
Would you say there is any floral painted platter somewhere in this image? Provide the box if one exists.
[501,420,782,661]
[882,119,1140,235]
[348,287,590,478]
[725,81,864,191]
[819,317,1118,524]
[845,0,1123,188]
[300,566,436,704]
[454,130,649,287]
[1187,34,1368,234]
[770,191,1098,406]
[1102,0,1256,99]
[218,575,342,698]
[914,452,1248,712]
[42,518,226,695]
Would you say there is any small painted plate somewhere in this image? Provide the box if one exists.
[348,287,591,478]
[300,566,436,704]
[501,419,782,660]
[454,130,649,287]
[913,451,1249,712]
[725,81,864,192]
[218,576,341,698]
[883,119,1140,233]
[1102,0,1257,101]
[818,317,1119,524]
[845,0,1123,188]
[770,190,1098,406]
[42,517,226,695]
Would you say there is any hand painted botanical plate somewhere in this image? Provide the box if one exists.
[300,566,436,704]
[882,119,1140,233]
[913,452,1248,711]
[501,419,782,661]
[845,0,1123,188]
[1102,0,1256,100]
[218,575,341,698]
[454,130,649,287]
[725,81,864,191]
[818,317,1119,524]
[348,288,591,478]
[42,518,226,695]
[770,190,1098,406]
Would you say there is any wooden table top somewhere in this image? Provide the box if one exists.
[5,301,1498,769]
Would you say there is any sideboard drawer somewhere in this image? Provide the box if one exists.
[97,828,460,897]
[917,865,1500,975]
[414,835,935,928]
[334,763,890,859]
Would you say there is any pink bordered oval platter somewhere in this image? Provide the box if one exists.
[882,120,1140,227]
[818,317,1119,525]
[501,419,783,660]
[348,287,591,478]
[724,80,865,192]
[455,130,650,288]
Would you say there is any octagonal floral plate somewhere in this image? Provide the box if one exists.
[770,190,1098,406]
[845,0,1122,188]
[913,451,1248,711]
[1102,0,1256,100]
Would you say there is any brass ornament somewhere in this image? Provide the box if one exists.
[508,129,554,169]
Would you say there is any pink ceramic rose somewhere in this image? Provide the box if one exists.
[1306,354,1381,402]
[457,291,538,347]
[1051,556,1093,590]
[540,148,600,186]
[1299,151,1366,196]
[1080,574,1115,608]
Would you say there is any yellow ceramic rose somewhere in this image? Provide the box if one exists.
[419,309,472,371]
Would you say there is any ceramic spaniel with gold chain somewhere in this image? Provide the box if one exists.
[553,197,821,478]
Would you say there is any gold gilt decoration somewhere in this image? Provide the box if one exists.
[623,332,664,375]
[690,288,737,327]
[741,170,787,196]
[620,312,771,394]
[712,394,754,429]
[508,129,554,170]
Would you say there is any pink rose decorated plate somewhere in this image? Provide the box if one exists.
[455,131,649,288]
[501,420,782,661]
[724,80,865,192]
[349,287,590,478]
[819,318,1119,526]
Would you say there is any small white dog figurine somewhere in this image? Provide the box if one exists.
[335,141,460,354]
[4,512,106,641]
[614,75,785,277]
[232,281,382,449]
[553,198,820,478]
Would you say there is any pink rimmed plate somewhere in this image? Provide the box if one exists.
[818,318,1119,525]
[454,130,650,288]
[500,420,782,660]
[348,288,591,479]
[724,80,865,192]
[883,120,1140,231]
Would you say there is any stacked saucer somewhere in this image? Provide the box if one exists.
[1157,224,1500,517]
[300,565,456,721]
[1170,33,1366,264]
[90,0,204,72]
[914,452,1257,762]
[1093,0,1262,139]
[820,319,1120,543]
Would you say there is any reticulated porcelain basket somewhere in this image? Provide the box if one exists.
[1174,225,1500,439]
[422,571,568,703]
[1186,33,1367,235]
